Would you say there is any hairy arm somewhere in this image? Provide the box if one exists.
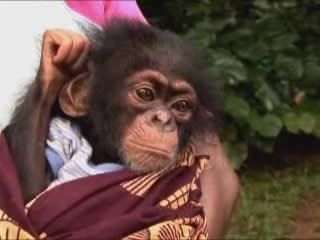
[6,30,90,203]
[7,78,57,203]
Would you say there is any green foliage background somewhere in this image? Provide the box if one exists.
[140,0,320,168]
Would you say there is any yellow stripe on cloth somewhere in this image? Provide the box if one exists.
[0,210,35,240]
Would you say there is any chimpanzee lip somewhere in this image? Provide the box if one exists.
[129,141,175,156]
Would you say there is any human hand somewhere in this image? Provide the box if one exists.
[191,106,240,238]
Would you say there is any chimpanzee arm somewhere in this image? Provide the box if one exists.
[6,29,91,203]
[7,79,58,203]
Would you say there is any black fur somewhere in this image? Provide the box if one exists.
[4,19,223,202]
[78,19,221,164]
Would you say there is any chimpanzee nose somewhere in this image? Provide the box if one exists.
[155,110,170,123]
[146,109,176,132]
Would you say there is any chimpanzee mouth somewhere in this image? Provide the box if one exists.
[129,141,174,156]
[119,144,177,173]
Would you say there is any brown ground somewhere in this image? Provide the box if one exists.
[291,192,320,239]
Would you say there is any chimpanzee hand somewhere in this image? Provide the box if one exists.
[39,29,91,97]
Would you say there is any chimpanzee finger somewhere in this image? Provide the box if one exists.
[64,35,88,66]
[70,40,91,73]
[50,31,73,64]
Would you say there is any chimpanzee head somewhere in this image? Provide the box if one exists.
[58,19,219,173]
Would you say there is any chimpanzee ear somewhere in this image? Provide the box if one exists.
[198,104,215,119]
[193,104,217,137]
[58,72,90,117]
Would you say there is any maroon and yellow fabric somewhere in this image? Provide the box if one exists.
[0,133,209,240]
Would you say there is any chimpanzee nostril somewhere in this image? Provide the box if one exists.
[154,110,171,125]
[145,109,176,132]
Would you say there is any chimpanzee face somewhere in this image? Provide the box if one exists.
[118,69,197,172]
[58,19,218,173]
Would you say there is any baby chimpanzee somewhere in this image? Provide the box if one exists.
[7,19,219,203]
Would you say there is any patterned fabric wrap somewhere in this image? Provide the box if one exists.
[0,132,209,240]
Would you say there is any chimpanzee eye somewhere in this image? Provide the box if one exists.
[173,100,190,112]
[136,88,154,101]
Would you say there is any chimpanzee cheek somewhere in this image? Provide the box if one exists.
[119,115,180,172]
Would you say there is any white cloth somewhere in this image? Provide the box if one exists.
[46,117,124,189]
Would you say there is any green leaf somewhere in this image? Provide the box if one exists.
[211,17,236,32]
[313,117,320,138]
[248,66,268,84]
[298,113,316,134]
[233,41,269,62]
[220,27,253,44]
[185,3,211,18]
[225,96,251,120]
[251,114,283,138]
[274,55,304,80]
[304,61,320,87]
[255,18,287,39]
[271,33,299,51]
[252,137,275,153]
[283,112,316,134]
[213,55,248,83]
[221,123,238,142]
[253,0,272,10]
[297,98,320,113]
[223,141,248,170]
[185,28,212,48]
[280,0,297,8]
[283,112,300,134]
[255,82,281,111]
[185,20,216,48]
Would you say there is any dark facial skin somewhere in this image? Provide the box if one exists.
[119,69,197,172]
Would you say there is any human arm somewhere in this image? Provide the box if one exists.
[198,135,240,238]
